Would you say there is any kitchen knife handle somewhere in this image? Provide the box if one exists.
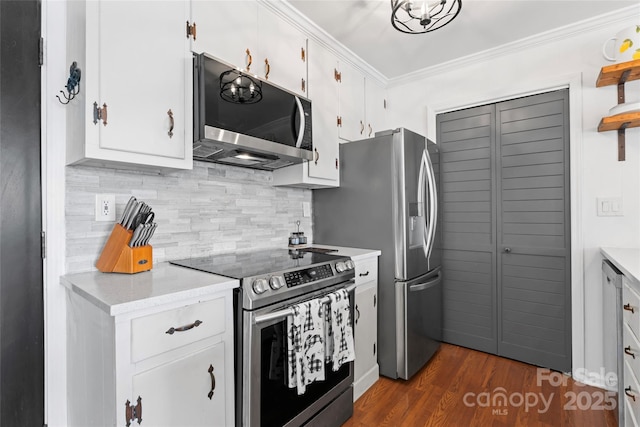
[167,109,174,138]
[165,319,203,335]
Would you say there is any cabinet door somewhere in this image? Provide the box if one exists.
[354,282,377,381]
[91,1,189,162]
[257,5,307,96]
[365,78,387,138]
[307,38,339,181]
[132,342,228,426]
[337,60,365,142]
[190,0,257,70]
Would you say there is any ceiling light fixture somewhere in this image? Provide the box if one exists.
[220,69,263,104]
[391,0,462,34]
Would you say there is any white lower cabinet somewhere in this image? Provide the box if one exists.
[66,290,234,427]
[132,342,227,426]
[353,255,380,400]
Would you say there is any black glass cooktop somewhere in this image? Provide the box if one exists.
[170,249,347,280]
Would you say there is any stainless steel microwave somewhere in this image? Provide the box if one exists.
[192,53,313,170]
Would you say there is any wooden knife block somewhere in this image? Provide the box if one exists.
[96,224,153,274]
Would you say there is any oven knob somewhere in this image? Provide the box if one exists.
[335,261,346,273]
[270,275,285,290]
[252,278,269,295]
[345,260,355,270]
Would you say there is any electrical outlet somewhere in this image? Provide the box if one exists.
[303,202,311,218]
[95,194,116,222]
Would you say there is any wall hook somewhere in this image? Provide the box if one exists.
[56,61,81,104]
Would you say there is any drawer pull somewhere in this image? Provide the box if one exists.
[208,365,216,400]
[165,319,203,335]
[626,386,636,401]
[359,271,370,277]
[624,303,635,313]
[355,304,360,324]
[625,346,636,359]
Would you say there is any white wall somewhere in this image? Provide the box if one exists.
[386,8,640,384]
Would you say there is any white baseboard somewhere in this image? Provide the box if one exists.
[354,364,380,401]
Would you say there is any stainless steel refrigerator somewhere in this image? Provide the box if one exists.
[314,128,442,380]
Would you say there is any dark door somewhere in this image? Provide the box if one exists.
[496,90,572,372]
[0,1,44,425]
[438,89,571,373]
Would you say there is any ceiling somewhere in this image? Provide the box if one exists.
[287,0,638,79]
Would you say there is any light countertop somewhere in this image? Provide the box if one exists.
[308,244,381,261]
[61,263,239,316]
[601,247,640,287]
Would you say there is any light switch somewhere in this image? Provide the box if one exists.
[597,197,623,217]
[303,201,311,218]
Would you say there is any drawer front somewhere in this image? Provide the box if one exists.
[625,360,640,424]
[131,297,226,362]
[355,257,378,286]
[624,283,640,341]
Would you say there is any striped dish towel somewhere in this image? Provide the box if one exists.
[325,289,355,371]
[287,298,325,394]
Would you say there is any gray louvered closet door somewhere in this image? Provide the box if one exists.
[438,89,571,372]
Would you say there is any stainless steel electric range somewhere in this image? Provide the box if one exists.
[171,248,356,427]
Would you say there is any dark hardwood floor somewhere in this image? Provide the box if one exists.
[344,343,617,426]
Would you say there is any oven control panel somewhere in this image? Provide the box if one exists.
[284,264,334,287]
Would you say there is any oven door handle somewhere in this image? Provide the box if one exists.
[253,279,356,325]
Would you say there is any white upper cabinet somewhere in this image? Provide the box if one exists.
[365,78,388,138]
[337,60,365,142]
[189,1,258,71]
[66,0,192,170]
[273,37,340,187]
[337,61,387,142]
[257,5,308,96]
[190,2,307,96]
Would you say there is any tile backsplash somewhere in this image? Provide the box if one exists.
[66,162,312,273]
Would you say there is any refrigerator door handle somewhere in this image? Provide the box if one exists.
[418,150,429,258]
[419,149,437,260]
[409,272,442,292]
[425,148,438,260]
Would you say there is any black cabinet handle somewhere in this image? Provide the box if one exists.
[208,365,216,400]
[166,319,203,335]
[625,346,636,359]
[359,271,370,277]
[625,303,635,313]
[626,386,636,401]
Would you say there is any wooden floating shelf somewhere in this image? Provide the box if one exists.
[596,59,640,88]
[596,59,640,161]
[598,112,640,132]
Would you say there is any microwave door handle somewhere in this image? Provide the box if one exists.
[294,96,305,148]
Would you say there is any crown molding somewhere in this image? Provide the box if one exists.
[388,4,640,88]
[259,0,388,85]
